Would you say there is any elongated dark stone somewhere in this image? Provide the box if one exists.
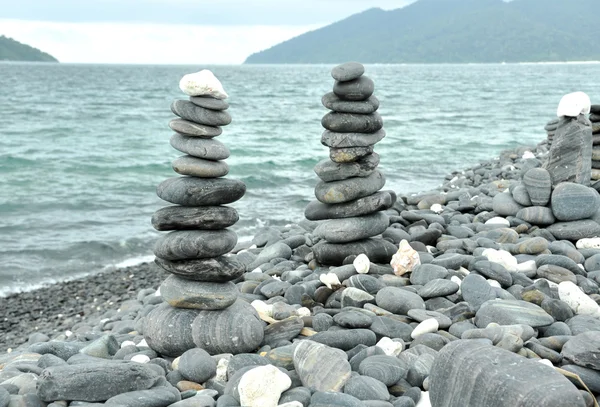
[154,229,237,260]
[169,118,222,138]
[322,112,383,133]
[313,238,397,266]
[154,255,245,282]
[315,171,385,204]
[322,92,379,114]
[314,153,380,182]
[157,177,245,206]
[321,129,385,148]
[305,190,395,220]
[171,100,232,126]
[152,205,239,231]
[170,133,230,160]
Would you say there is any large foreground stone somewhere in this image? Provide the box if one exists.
[151,205,239,231]
[160,276,238,310]
[293,340,351,392]
[429,340,585,407]
[475,300,554,328]
[546,220,600,241]
[322,112,383,134]
[143,303,199,357]
[551,182,600,221]
[313,238,398,266]
[37,362,160,402]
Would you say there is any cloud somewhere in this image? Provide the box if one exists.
[0,19,322,64]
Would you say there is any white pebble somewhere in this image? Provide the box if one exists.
[516,260,537,274]
[238,365,291,407]
[172,356,181,370]
[251,300,273,317]
[131,354,150,364]
[430,203,443,214]
[558,281,600,316]
[215,357,229,382]
[296,307,311,317]
[278,403,303,407]
[411,319,439,339]
[482,248,518,271]
[488,279,501,288]
[576,237,600,249]
[248,244,258,249]
[353,253,370,274]
[319,273,341,289]
[179,69,228,98]
[522,151,535,159]
[65,330,73,337]
[136,339,149,348]
[416,391,431,407]
[538,359,554,367]
[485,217,510,226]
[376,337,404,356]
[120,340,136,349]
[251,267,263,273]
[556,91,591,117]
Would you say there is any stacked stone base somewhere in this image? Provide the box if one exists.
[144,76,263,356]
[305,62,396,266]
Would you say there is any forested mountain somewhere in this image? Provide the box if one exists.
[245,0,600,64]
[0,36,58,62]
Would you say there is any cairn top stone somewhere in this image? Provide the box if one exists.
[556,91,591,117]
[331,62,365,82]
[179,69,228,99]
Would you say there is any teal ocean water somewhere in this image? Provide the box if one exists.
[1,62,599,295]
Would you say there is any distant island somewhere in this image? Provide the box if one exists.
[245,0,600,64]
[0,35,58,62]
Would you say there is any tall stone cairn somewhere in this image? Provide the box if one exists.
[590,105,600,181]
[143,70,264,357]
[305,62,397,266]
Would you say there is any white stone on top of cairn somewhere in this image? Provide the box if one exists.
[179,69,229,99]
[556,91,591,118]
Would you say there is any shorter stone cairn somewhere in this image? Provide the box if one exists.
[590,105,600,181]
[305,62,397,266]
[544,117,558,147]
[144,70,264,356]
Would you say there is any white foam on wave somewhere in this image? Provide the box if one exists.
[114,255,155,269]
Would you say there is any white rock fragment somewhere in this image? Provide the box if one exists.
[136,339,149,348]
[319,272,341,289]
[485,217,510,227]
[538,359,554,367]
[179,69,228,99]
[65,330,73,337]
[411,319,439,339]
[251,300,273,317]
[488,279,501,288]
[353,253,370,274]
[516,260,537,274]
[296,307,311,317]
[238,365,291,407]
[251,267,263,273]
[376,337,404,356]
[215,357,229,382]
[278,402,303,407]
[171,356,180,370]
[481,248,518,271]
[522,151,535,159]
[120,340,136,349]
[391,240,421,276]
[430,203,443,214]
[131,354,150,364]
[558,281,600,316]
[416,391,432,407]
[576,237,600,249]
[556,91,591,117]
[451,275,462,295]
[155,287,161,296]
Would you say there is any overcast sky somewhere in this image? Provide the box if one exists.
[0,0,412,64]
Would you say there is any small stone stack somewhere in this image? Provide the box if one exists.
[590,105,600,181]
[544,117,559,147]
[144,70,264,357]
[305,62,397,266]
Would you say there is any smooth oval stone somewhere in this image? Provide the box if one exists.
[535,254,583,276]
[160,276,238,310]
[293,340,352,392]
[310,329,376,351]
[313,212,389,243]
[429,340,586,407]
[472,260,513,287]
[359,355,407,386]
[547,220,600,241]
[562,332,600,370]
[313,238,397,266]
[170,133,230,160]
[157,177,245,206]
[343,375,389,401]
[347,274,386,294]
[376,287,426,315]
[314,153,380,182]
[516,206,555,225]
[537,264,577,284]
[172,155,229,178]
[410,264,449,285]
[247,242,293,270]
[37,362,161,402]
[189,95,229,111]
[171,100,232,126]
[418,279,459,299]
[492,193,524,217]
[475,300,555,328]
[523,168,552,206]
[330,146,374,163]
[322,112,383,133]
[544,115,592,186]
[369,316,413,341]
[333,75,375,101]
[191,300,264,355]
[322,92,379,114]
[315,171,385,204]
[407,309,453,329]
[169,118,222,138]
[154,255,245,282]
[305,191,395,221]
[104,389,180,407]
[512,237,549,255]
[262,317,304,346]
[154,229,237,260]
[511,184,532,206]
[551,182,600,221]
[143,303,199,356]
[178,348,217,383]
[331,62,365,82]
[152,205,238,231]
[311,391,364,407]
[322,129,385,148]
[333,311,373,329]
[341,287,375,308]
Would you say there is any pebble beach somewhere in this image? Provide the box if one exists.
[2,64,600,407]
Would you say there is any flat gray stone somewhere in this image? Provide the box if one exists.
[331,62,365,82]
[154,255,245,282]
[322,129,385,148]
[322,112,383,133]
[170,133,230,160]
[418,279,460,298]
[475,300,554,328]
[343,375,389,401]
[322,92,379,114]
[311,391,364,407]
[429,340,586,407]
[189,95,229,111]
[562,332,600,370]
[313,212,388,243]
[330,146,374,163]
[313,238,397,266]
[157,177,245,206]
[333,75,375,101]
[178,348,217,383]
[547,220,600,241]
[294,340,351,392]
[104,389,180,407]
[247,242,293,270]
[151,205,238,231]
[169,118,222,138]
[315,171,385,204]
[154,229,237,260]
[376,287,426,315]
[461,273,497,311]
[359,355,407,386]
[305,191,395,220]
[171,100,232,126]
[172,155,229,178]
[551,182,600,221]
[492,193,524,217]
[309,329,376,351]
[262,317,304,346]
[314,153,380,182]
[516,206,555,226]
[160,276,238,310]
